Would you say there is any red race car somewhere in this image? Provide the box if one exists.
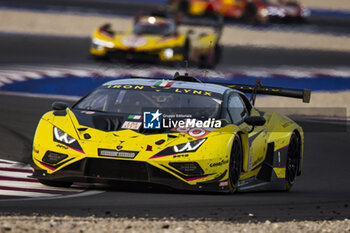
[169,0,310,23]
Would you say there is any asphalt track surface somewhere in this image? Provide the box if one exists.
[0,33,349,221]
[1,33,350,67]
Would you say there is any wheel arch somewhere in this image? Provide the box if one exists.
[236,130,249,172]
[292,129,303,176]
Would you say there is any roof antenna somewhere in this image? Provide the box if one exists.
[204,40,213,79]
[250,78,263,106]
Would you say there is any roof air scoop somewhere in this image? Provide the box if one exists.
[173,72,202,83]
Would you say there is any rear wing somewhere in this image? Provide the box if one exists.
[130,73,311,104]
[208,78,311,104]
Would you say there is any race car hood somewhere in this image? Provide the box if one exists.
[104,33,186,51]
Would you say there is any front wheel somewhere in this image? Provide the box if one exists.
[285,132,300,191]
[228,135,243,193]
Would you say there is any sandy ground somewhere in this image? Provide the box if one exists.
[0,216,349,233]
[299,0,350,11]
[256,91,350,118]
[1,9,350,52]
[221,27,350,52]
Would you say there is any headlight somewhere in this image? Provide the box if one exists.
[92,38,114,49]
[173,138,206,153]
[260,8,269,17]
[163,48,174,59]
[54,127,76,144]
[151,138,206,158]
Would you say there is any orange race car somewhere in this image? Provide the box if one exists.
[169,0,310,23]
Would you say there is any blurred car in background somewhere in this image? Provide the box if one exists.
[168,0,310,23]
[90,13,223,68]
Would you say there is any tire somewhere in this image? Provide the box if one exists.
[178,0,189,14]
[182,37,190,61]
[243,3,258,24]
[228,135,243,193]
[285,132,300,191]
[38,179,73,188]
[214,44,222,65]
[89,54,111,64]
[197,45,221,69]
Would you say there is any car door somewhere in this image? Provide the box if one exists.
[227,93,268,172]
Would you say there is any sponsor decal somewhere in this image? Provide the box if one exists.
[98,149,138,159]
[121,36,147,47]
[247,153,253,171]
[128,115,142,120]
[154,80,175,87]
[252,156,264,167]
[173,154,189,158]
[173,127,216,139]
[105,85,220,98]
[81,111,95,115]
[56,144,68,150]
[121,121,142,130]
[210,159,229,167]
[219,181,228,187]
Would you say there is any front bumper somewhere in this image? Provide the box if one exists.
[90,47,183,63]
[32,158,229,193]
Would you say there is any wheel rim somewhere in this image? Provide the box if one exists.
[286,136,299,185]
[229,139,242,190]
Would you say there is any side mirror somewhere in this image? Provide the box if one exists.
[52,102,68,111]
[244,116,266,126]
[244,116,265,133]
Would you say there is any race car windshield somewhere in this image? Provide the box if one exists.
[74,88,222,119]
[133,22,175,36]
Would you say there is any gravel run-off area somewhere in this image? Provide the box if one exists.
[0,216,349,233]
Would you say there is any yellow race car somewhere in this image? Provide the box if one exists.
[32,73,310,193]
[90,14,222,68]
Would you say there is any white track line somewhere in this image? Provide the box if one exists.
[0,159,17,164]
[0,190,58,197]
[0,170,33,179]
[0,163,31,169]
[0,181,83,192]
[0,159,87,199]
